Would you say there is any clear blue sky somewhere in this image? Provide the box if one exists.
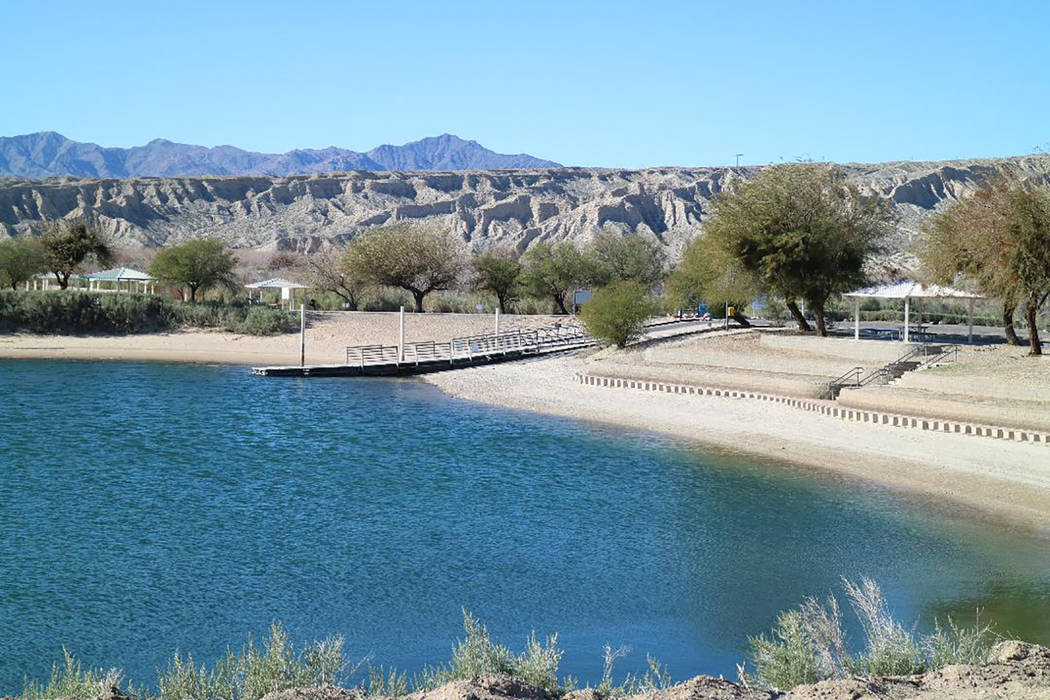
[5,0,1048,167]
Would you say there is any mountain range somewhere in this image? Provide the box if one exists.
[0,132,561,178]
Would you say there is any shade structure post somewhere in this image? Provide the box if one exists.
[968,298,974,344]
[904,296,910,343]
[854,298,860,341]
[299,303,306,367]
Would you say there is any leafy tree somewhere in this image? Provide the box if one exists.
[471,249,522,313]
[920,180,1050,355]
[342,225,465,312]
[587,231,667,288]
[705,163,894,335]
[149,238,238,302]
[40,221,112,289]
[579,280,659,348]
[307,247,364,310]
[666,234,758,326]
[0,236,47,289]
[520,242,589,314]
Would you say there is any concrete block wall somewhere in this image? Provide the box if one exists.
[575,373,1050,446]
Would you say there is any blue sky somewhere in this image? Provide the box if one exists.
[4,0,1048,167]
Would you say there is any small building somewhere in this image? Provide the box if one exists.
[245,278,308,309]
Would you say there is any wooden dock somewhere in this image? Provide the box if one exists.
[252,323,595,377]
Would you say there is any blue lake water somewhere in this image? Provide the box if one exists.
[2,358,1050,693]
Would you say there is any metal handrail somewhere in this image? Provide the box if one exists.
[345,322,594,368]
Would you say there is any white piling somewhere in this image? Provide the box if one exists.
[399,305,405,361]
[495,307,501,339]
[299,303,306,367]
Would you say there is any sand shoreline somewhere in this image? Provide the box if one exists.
[421,352,1050,532]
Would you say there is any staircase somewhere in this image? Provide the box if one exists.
[825,344,959,398]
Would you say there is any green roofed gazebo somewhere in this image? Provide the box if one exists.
[844,280,984,343]
[85,267,156,294]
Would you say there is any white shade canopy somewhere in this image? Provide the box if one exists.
[845,281,982,300]
[245,278,308,290]
[86,267,155,282]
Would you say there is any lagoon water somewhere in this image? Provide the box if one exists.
[2,359,1050,693]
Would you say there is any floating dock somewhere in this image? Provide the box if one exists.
[252,324,595,377]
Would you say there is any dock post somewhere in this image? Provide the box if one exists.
[299,303,306,367]
[399,306,405,362]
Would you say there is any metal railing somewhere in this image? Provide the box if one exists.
[825,342,963,398]
[344,322,593,368]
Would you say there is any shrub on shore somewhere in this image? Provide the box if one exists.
[744,577,995,691]
[0,290,295,336]
[15,590,999,700]
[579,281,659,348]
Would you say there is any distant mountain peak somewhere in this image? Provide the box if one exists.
[0,132,561,179]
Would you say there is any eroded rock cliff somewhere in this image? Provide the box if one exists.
[3,157,1048,264]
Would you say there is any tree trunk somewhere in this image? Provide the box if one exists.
[730,309,751,327]
[57,273,69,290]
[786,299,811,332]
[1026,302,1043,356]
[189,285,198,303]
[1003,302,1023,346]
[412,290,426,313]
[812,301,828,337]
[497,295,508,315]
[553,294,569,315]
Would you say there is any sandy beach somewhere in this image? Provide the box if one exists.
[0,311,561,367]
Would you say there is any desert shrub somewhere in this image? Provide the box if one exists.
[579,280,659,348]
[745,578,995,691]
[158,623,347,700]
[229,306,296,335]
[747,610,821,690]
[361,665,410,698]
[0,291,294,335]
[359,289,412,312]
[22,649,126,700]
[416,611,563,693]
[841,578,925,677]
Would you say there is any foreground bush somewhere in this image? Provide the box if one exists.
[579,281,659,348]
[745,577,994,691]
[21,612,676,700]
[158,624,346,700]
[0,291,295,335]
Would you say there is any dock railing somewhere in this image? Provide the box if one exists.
[345,322,593,368]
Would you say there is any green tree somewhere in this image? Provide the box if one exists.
[706,163,894,335]
[471,249,522,313]
[520,242,588,314]
[342,225,465,312]
[666,234,759,326]
[579,280,659,348]
[149,238,238,302]
[587,231,667,288]
[40,221,112,289]
[920,180,1050,355]
[0,236,47,289]
[307,247,364,310]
